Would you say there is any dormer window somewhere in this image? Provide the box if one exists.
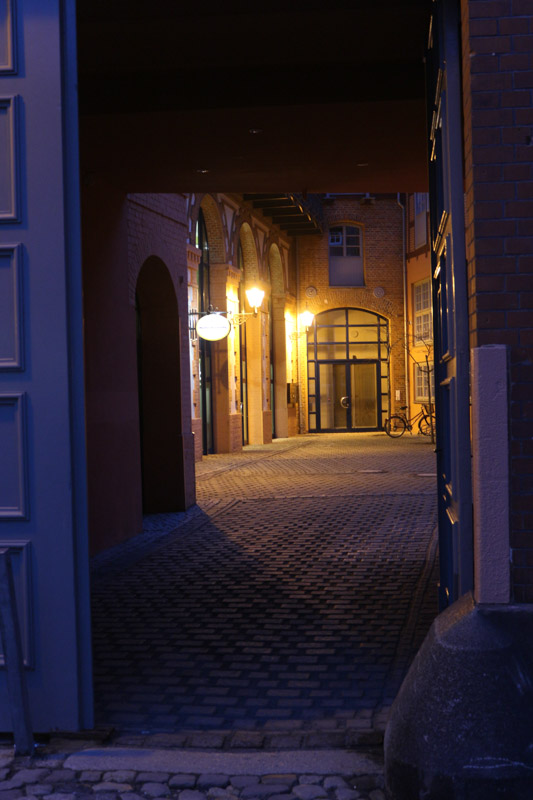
[328,224,364,286]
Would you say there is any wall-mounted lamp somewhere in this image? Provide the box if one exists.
[232,287,265,326]
[290,309,315,341]
[299,310,315,329]
[245,287,265,314]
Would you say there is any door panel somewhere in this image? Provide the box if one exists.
[0,0,92,729]
[319,362,348,429]
[351,362,377,428]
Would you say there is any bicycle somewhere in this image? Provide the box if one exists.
[385,405,435,438]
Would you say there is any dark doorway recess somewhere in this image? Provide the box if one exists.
[136,257,184,512]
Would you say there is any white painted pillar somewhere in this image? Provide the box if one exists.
[471,345,510,604]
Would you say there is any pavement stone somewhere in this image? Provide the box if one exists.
[322,779,347,790]
[293,787,327,800]
[178,792,207,800]
[260,777,296,786]
[136,773,170,783]
[102,772,135,783]
[206,789,237,800]
[140,782,170,796]
[41,771,75,784]
[168,776,197,789]
[229,778,259,789]
[266,795,294,800]
[93,783,133,792]
[41,794,76,800]
[240,785,291,798]
[196,777,229,790]
[80,773,102,783]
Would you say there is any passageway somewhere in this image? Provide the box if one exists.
[91,433,438,747]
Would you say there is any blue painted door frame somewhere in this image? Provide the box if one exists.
[0,0,92,730]
[427,0,473,608]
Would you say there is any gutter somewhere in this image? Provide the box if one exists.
[397,193,410,411]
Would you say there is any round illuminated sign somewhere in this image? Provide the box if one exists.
[196,313,231,342]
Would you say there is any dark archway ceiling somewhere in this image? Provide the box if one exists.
[76,1,431,193]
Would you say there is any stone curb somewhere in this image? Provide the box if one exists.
[0,747,385,800]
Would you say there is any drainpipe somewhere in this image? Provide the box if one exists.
[295,238,304,434]
[397,193,409,413]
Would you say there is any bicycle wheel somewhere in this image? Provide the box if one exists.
[385,415,407,438]
[418,414,435,436]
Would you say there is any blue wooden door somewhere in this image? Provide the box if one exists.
[0,0,92,730]
[427,0,473,608]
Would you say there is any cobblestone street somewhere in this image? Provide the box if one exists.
[91,433,439,747]
[0,433,439,800]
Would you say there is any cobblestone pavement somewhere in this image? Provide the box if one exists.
[0,743,388,800]
[0,434,437,800]
[91,433,439,748]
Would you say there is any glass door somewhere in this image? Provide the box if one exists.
[351,362,378,428]
[319,363,349,429]
[318,361,379,431]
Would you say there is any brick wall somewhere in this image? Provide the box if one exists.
[461,0,533,600]
[127,194,189,306]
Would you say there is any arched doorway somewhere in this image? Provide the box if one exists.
[136,257,184,511]
[307,308,390,432]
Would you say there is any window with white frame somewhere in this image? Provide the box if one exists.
[413,278,432,345]
[414,361,435,403]
[329,225,364,286]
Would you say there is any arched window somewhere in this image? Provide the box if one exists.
[328,224,364,286]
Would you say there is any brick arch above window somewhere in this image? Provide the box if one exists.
[268,243,285,295]
[196,194,226,263]
[238,221,260,283]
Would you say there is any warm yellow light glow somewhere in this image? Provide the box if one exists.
[300,310,315,328]
[245,287,265,311]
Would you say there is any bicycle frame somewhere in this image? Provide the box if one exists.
[385,404,435,438]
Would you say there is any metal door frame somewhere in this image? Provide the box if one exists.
[427,0,473,607]
[315,359,382,433]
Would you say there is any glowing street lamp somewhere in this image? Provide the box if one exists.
[299,309,315,329]
[290,309,315,341]
[230,287,265,327]
[245,287,265,315]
